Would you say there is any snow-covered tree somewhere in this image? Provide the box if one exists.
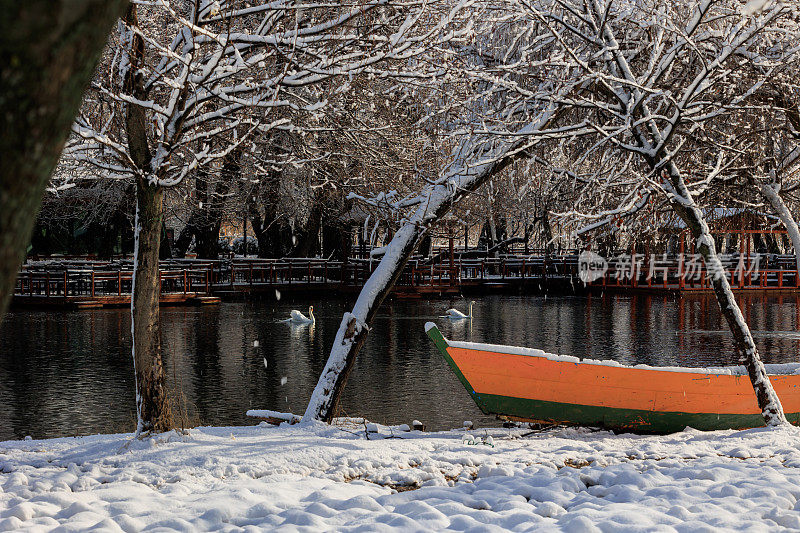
[305,0,800,425]
[520,0,799,424]
[61,0,468,435]
[303,0,582,420]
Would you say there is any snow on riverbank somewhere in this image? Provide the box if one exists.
[3,421,800,531]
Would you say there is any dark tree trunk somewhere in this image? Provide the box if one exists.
[479,220,494,250]
[292,203,323,257]
[174,223,194,257]
[195,153,237,259]
[321,221,349,260]
[249,207,269,258]
[249,168,294,258]
[191,167,216,258]
[540,213,554,253]
[124,4,171,434]
[418,234,432,259]
[132,180,171,433]
[97,214,121,259]
[250,208,292,258]
[174,168,210,257]
[194,221,221,258]
[159,222,172,259]
[0,0,127,320]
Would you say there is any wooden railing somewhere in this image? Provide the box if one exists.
[15,268,213,298]
[17,253,800,301]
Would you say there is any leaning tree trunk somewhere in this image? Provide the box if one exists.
[131,179,171,434]
[303,109,557,423]
[665,163,787,426]
[0,0,126,320]
[585,0,785,426]
[760,183,800,276]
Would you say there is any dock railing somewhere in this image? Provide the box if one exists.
[15,252,800,304]
[15,266,213,300]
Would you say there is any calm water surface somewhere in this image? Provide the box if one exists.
[3,293,800,440]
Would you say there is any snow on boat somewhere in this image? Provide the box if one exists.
[424,322,800,433]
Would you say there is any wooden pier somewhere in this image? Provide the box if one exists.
[13,251,800,309]
[13,262,219,309]
[12,254,583,308]
[209,255,587,298]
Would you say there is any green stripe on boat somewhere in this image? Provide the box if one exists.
[425,322,476,395]
[474,393,800,433]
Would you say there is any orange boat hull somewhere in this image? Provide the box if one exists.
[425,324,800,433]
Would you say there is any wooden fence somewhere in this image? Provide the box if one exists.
[14,251,800,308]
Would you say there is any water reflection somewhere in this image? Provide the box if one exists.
[2,293,800,440]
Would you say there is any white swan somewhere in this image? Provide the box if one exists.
[289,306,315,324]
[442,301,475,319]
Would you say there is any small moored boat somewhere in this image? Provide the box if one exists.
[425,322,800,433]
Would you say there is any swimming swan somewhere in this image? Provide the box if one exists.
[289,306,315,324]
[442,301,475,319]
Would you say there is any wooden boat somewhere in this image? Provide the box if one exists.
[425,322,800,433]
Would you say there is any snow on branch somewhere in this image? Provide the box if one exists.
[60,0,470,191]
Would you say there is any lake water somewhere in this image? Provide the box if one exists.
[2,293,800,441]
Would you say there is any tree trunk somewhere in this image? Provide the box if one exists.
[174,168,210,257]
[540,212,554,253]
[124,4,171,434]
[664,164,787,426]
[292,202,323,257]
[195,220,221,259]
[132,179,172,434]
[760,183,800,275]
[303,109,558,423]
[195,159,235,259]
[0,0,126,320]
[250,168,293,258]
[251,209,292,258]
[322,221,348,260]
[249,207,268,257]
[159,222,172,259]
[175,164,232,260]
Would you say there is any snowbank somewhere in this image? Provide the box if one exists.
[3,422,800,531]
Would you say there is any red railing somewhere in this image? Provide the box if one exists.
[15,268,212,299]
[16,253,800,300]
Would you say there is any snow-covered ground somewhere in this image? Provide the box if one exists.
[3,421,800,531]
